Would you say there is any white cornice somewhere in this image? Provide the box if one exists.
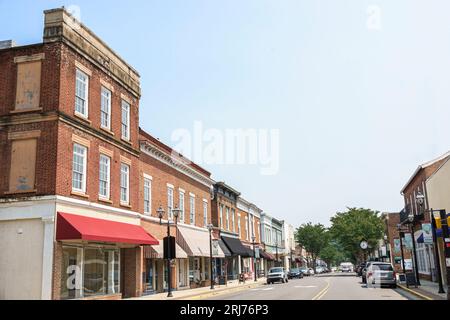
[140,141,214,189]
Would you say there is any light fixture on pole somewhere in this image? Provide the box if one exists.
[207,223,215,290]
[252,235,257,282]
[157,205,180,298]
[407,211,421,286]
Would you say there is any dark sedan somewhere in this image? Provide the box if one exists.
[288,268,304,279]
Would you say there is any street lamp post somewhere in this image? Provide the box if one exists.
[252,236,257,282]
[207,224,215,290]
[157,205,180,298]
[407,212,421,286]
[383,234,388,262]
[275,241,279,267]
[397,224,407,287]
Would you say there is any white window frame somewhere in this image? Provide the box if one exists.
[226,207,230,231]
[98,154,111,200]
[203,200,208,227]
[219,205,223,229]
[100,86,111,130]
[143,177,152,215]
[121,100,130,141]
[72,143,87,193]
[167,186,174,219]
[75,69,89,118]
[231,209,235,233]
[179,190,185,222]
[190,194,195,225]
[120,163,130,205]
[245,216,249,241]
[238,214,241,238]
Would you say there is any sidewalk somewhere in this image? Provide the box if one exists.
[128,277,267,300]
[398,279,447,300]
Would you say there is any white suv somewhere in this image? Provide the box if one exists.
[267,267,289,284]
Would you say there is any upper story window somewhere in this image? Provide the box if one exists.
[143,177,152,215]
[203,200,208,227]
[120,163,130,204]
[8,131,40,193]
[219,205,223,229]
[231,209,235,233]
[121,100,130,141]
[245,216,249,240]
[179,190,185,222]
[75,69,89,118]
[167,186,174,219]
[226,207,230,230]
[98,154,110,200]
[72,143,87,193]
[100,87,111,130]
[190,194,195,225]
[237,215,241,237]
[14,54,44,112]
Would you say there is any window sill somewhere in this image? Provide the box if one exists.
[71,190,89,198]
[74,113,92,124]
[100,126,115,136]
[120,202,132,209]
[98,197,113,204]
[121,137,132,145]
[10,108,43,114]
[4,189,37,195]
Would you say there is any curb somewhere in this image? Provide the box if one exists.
[397,284,433,300]
[176,281,265,300]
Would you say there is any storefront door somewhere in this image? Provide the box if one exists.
[143,259,154,294]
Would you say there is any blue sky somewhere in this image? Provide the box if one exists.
[2,0,450,227]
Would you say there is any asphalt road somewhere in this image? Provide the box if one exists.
[206,273,417,300]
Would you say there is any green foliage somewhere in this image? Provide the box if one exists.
[295,222,329,269]
[319,240,349,267]
[329,207,384,263]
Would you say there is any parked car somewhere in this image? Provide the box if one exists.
[288,267,304,279]
[307,268,315,276]
[299,267,309,276]
[267,267,289,284]
[366,262,397,288]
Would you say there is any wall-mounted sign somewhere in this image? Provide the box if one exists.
[394,239,401,253]
[403,233,413,250]
[422,223,433,244]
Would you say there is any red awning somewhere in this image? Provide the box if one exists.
[56,212,159,245]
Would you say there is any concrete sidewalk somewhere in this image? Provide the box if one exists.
[128,277,267,300]
[398,279,447,300]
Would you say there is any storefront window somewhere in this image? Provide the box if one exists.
[60,246,120,299]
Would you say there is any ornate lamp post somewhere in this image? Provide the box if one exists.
[252,235,257,282]
[407,212,421,286]
[157,205,181,298]
[207,224,215,290]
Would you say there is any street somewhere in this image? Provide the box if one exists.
[206,273,418,300]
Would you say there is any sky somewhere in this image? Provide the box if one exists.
[2,0,450,227]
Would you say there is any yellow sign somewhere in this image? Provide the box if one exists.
[433,212,442,229]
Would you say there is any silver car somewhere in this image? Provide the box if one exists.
[267,267,289,284]
[366,262,397,288]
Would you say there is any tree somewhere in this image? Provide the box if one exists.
[295,223,329,272]
[329,207,384,264]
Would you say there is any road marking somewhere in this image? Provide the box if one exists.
[311,279,330,300]
[295,285,317,288]
[262,287,274,291]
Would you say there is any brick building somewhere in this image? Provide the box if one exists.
[400,151,450,283]
[138,128,219,292]
[0,7,286,300]
[0,8,158,300]
[382,212,412,274]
